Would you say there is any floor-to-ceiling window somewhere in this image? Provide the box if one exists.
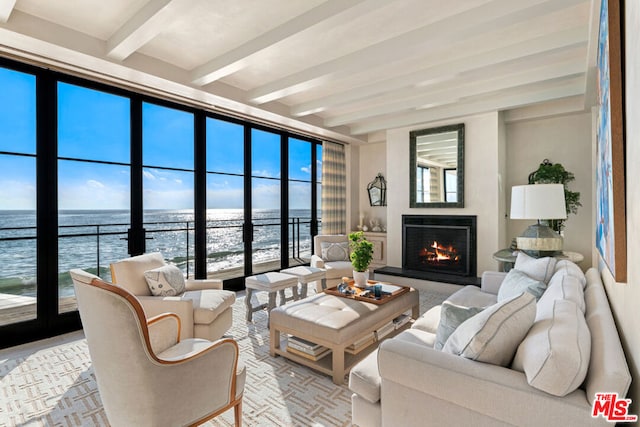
[0,66,37,326]
[57,82,131,313]
[288,137,314,265]
[0,57,323,348]
[142,102,195,276]
[251,128,282,274]
[205,117,245,279]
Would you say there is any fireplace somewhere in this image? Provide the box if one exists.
[402,215,477,282]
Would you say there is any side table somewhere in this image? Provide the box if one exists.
[492,249,584,272]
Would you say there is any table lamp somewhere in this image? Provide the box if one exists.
[510,184,567,257]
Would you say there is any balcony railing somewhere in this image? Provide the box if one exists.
[0,216,317,297]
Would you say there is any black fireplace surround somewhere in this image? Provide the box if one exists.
[376,215,479,286]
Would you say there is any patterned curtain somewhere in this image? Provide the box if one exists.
[321,141,346,234]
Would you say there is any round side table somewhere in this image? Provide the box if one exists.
[492,249,584,272]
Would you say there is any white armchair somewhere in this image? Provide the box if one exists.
[70,269,245,427]
[110,252,235,341]
[311,235,353,290]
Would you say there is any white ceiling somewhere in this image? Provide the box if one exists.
[0,0,600,144]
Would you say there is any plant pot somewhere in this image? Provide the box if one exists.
[353,270,369,288]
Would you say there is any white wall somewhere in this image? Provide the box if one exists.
[600,1,640,414]
[385,112,504,275]
[505,113,593,268]
[357,142,387,231]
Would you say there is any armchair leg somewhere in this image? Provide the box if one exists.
[234,398,243,427]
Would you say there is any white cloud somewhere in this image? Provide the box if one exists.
[87,179,105,188]
[143,170,155,180]
[301,165,311,174]
[0,180,36,209]
[174,179,183,184]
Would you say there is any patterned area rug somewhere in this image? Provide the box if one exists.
[0,289,451,427]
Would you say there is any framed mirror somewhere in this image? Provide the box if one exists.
[410,123,464,208]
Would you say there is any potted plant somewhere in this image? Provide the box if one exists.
[348,231,374,287]
[528,159,582,233]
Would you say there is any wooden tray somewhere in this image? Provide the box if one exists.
[324,280,409,305]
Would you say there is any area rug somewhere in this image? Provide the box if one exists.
[0,289,451,427]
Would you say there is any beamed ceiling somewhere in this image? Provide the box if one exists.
[0,0,600,144]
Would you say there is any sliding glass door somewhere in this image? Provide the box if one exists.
[0,66,37,327]
[206,118,245,280]
[57,82,132,313]
[142,102,195,276]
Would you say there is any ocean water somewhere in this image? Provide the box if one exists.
[0,209,313,297]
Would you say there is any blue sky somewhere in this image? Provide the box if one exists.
[0,67,319,211]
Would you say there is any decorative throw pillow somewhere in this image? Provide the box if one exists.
[511,299,591,397]
[321,241,349,261]
[435,302,484,350]
[144,264,186,296]
[442,292,536,367]
[514,251,557,284]
[497,268,547,302]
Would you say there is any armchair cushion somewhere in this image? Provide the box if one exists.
[183,290,236,325]
[110,252,165,296]
[144,264,186,296]
[185,278,223,291]
[321,241,350,261]
[443,292,536,366]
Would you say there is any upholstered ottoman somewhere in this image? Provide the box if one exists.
[279,266,327,298]
[245,272,299,323]
[269,289,419,384]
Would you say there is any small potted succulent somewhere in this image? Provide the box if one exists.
[349,231,374,287]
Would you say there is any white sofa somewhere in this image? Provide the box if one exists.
[349,261,631,427]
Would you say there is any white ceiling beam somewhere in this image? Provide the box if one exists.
[0,0,16,23]
[248,0,585,104]
[107,0,190,61]
[290,26,587,117]
[325,59,585,127]
[350,79,585,135]
[503,95,586,122]
[191,0,382,86]
[583,0,601,108]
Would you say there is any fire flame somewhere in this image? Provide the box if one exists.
[420,241,460,263]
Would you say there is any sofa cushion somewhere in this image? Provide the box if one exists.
[446,285,498,308]
[514,251,556,283]
[497,269,546,302]
[554,259,587,288]
[349,349,381,403]
[411,305,441,334]
[442,292,536,366]
[321,241,349,261]
[144,264,186,296]
[536,274,585,320]
[512,299,590,397]
[434,302,484,350]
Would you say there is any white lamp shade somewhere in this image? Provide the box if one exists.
[510,184,567,220]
